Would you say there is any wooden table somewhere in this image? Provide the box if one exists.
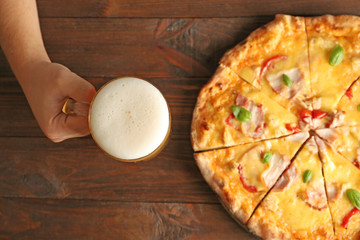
[1,1,359,239]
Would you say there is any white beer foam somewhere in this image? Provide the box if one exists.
[90,77,170,160]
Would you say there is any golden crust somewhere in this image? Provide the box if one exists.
[220,14,305,77]
[191,66,241,151]
[194,151,249,223]
[247,211,292,240]
[192,14,360,240]
[248,210,334,240]
[305,15,360,38]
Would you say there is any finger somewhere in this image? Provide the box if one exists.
[49,112,90,142]
[61,71,96,103]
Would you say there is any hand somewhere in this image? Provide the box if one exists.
[19,61,96,142]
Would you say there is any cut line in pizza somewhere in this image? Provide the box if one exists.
[191,14,360,240]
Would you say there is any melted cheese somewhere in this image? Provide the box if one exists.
[246,90,299,136]
[238,67,260,88]
[259,49,311,112]
[319,126,360,162]
[193,66,302,151]
[320,143,360,239]
[191,68,299,151]
[248,138,334,238]
[195,132,308,223]
[241,145,269,191]
[228,16,311,113]
[337,79,360,126]
[307,33,360,112]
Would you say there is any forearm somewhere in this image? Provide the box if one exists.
[0,0,50,85]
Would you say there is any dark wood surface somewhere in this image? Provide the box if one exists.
[1,1,359,239]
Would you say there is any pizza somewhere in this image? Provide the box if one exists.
[194,132,308,223]
[316,126,360,167]
[316,137,360,239]
[191,14,360,239]
[191,66,300,151]
[219,15,311,114]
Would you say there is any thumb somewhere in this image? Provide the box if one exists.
[51,72,96,142]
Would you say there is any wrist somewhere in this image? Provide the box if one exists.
[14,53,51,85]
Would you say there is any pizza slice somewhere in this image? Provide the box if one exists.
[306,15,360,120]
[220,14,311,114]
[316,137,360,240]
[248,137,334,239]
[311,75,360,130]
[191,66,301,151]
[194,132,309,225]
[316,126,360,169]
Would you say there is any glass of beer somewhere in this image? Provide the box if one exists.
[63,77,171,162]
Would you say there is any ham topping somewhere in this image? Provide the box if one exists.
[235,93,249,107]
[266,68,304,99]
[285,131,310,143]
[241,103,265,138]
[226,93,265,138]
[328,110,345,128]
[315,128,337,144]
[262,154,290,189]
[327,183,343,201]
[273,165,297,192]
[312,98,322,110]
[315,136,328,154]
[304,188,328,211]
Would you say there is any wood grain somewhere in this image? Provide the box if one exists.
[36,0,360,18]
[0,197,256,240]
[0,136,218,202]
[3,1,359,238]
[0,17,271,78]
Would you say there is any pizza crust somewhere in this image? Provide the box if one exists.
[194,151,249,223]
[247,214,292,240]
[192,14,360,240]
[305,15,360,37]
[191,66,240,151]
[220,14,305,82]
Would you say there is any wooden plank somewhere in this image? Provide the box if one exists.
[0,198,256,240]
[0,137,217,203]
[0,17,271,78]
[0,76,207,138]
[36,0,360,18]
